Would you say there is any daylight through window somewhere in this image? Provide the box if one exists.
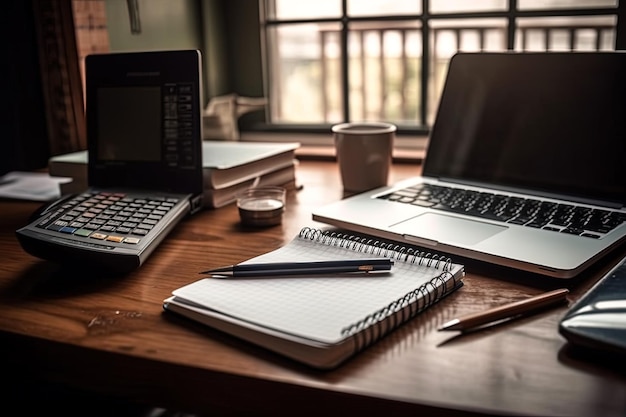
[261,0,617,131]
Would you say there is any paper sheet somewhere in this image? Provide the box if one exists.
[0,171,72,201]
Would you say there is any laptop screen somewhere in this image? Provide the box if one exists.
[423,52,626,207]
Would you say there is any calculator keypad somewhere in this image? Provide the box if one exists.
[36,191,178,245]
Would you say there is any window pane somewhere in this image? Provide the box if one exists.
[429,19,507,124]
[261,1,620,130]
[269,0,341,20]
[518,0,617,10]
[266,23,343,124]
[430,0,506,13]
[347,0,420,16]
[515,16,616,51]
[348,21,421,124]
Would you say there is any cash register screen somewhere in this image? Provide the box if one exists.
[96,86,162,162]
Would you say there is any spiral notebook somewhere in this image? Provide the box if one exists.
[163,227,464,369]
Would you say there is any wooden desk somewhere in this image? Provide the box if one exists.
[1,160,626,416]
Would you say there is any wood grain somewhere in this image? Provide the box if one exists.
[1,160,625,416]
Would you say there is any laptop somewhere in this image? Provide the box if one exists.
[16,50,205,273]
[313,52,626,279]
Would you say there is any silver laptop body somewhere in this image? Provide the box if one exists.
[313,52,626,279]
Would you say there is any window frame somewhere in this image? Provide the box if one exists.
[251,0,624,138]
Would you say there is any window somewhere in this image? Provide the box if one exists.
[260,0,619,133]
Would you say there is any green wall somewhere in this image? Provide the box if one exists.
[104,0,263,108]
[105,0,202,52]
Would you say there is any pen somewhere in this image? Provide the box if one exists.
[200,258,394,277]
[438,288,569,332]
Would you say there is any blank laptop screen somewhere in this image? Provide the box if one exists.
[423,52,626,207]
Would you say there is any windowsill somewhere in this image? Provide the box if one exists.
[239,131,427,163]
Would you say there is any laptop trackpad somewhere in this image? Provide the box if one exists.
[389,213,506,245]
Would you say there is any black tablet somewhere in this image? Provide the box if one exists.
[559,255,626,354]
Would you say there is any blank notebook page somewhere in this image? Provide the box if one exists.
[172,232,462,344]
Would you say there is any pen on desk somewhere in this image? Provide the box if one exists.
[200,258,394,277]
[438,288,569,332]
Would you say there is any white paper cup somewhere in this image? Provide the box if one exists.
[333,122,396,193]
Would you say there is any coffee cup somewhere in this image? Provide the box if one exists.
[332,122,396,193]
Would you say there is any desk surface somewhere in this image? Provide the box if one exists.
[1,160,626,417]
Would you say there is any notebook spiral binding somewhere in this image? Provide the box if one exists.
[299,227,459,351]
[298,227,452,271]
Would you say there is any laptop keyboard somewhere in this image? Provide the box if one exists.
[35,191,180,246]
[379,183,626,239]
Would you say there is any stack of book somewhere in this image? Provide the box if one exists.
[48,141,300,208]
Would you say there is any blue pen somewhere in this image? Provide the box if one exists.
[200,258,394,277]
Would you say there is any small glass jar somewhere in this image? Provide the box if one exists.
[236,186,286,227]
